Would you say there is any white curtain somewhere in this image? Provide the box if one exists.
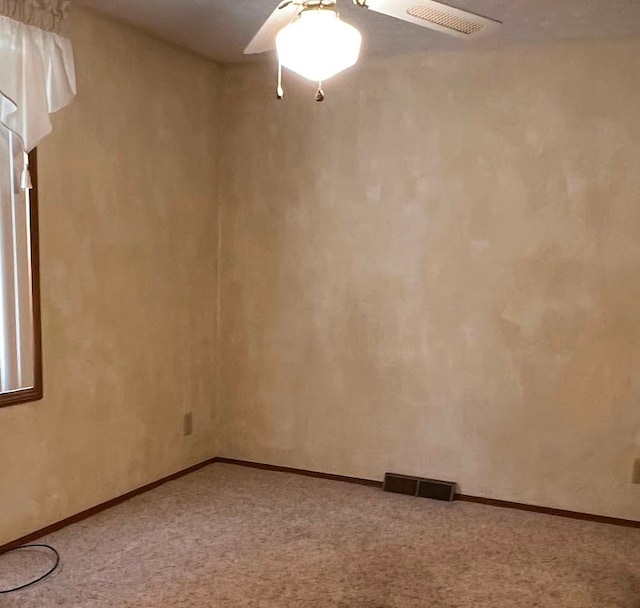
[0,136,34,391]
[0,0,76,392]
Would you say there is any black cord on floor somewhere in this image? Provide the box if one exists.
[0,544,60,594]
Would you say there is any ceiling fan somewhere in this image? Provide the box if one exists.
[245,0,501,100]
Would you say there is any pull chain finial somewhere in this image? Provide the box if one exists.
[276,59,284,100]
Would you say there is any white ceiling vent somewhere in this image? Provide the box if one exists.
[364,0,501,40]
[406,4,484,35]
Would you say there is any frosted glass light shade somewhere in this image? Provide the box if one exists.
[276,9,362,82]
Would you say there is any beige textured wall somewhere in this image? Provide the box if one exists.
[1,10,638,546]
[0,8,220,545]
[219,38,640,520]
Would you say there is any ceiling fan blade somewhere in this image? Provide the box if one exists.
[244,1,301,55]
[361,0,501,39]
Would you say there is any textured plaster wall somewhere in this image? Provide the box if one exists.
[1,13,639,546]
[0,8,221,545]
[219,37,640,520]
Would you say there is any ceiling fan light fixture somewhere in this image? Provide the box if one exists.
[276,8,362,82]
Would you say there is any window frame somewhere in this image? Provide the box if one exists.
[0,149,43,408]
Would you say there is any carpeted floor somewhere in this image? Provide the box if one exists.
[1,463,639,607]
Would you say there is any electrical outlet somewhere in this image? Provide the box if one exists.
[183,412,193,436]
[633,458,640,484]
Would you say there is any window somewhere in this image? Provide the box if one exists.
[0,147,42,407]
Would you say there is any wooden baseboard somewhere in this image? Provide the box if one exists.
[2,456,638,553]
[217,458,640,529]
[0,457,218,555]
[455,494,640,529]
[215,457,383,488]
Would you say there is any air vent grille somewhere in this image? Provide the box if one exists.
[406,4,484,35]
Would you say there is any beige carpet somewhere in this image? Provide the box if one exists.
[1,463,639,607]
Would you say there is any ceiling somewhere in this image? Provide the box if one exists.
[78,0,640,64]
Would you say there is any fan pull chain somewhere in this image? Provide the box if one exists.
[315,81,325,102]
[276,60,284,100]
